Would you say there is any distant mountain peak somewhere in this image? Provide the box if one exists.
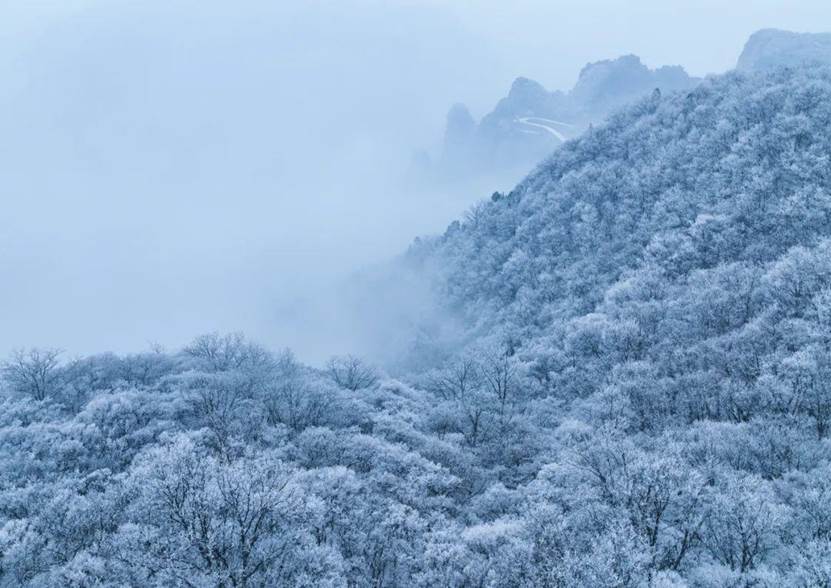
[577,53,645,78]
[445,103,475,131]
[442,103,476,167]
[493,77,557,120]
[737,29,831,71]
[571,54,692,111]
[431,53,696,181]
[507,77,549,100]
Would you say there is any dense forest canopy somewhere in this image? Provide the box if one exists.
[3,66,831,586]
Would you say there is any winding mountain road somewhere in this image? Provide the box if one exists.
[515,117,575,142]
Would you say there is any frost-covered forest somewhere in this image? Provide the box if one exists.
[4,66,831,587]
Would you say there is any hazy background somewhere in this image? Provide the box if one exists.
[2,0,830,363]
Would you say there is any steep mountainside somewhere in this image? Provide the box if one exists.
[738,29,831,72]
[421,66,831,354]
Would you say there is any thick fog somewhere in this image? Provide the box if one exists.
[1,0,829,363]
